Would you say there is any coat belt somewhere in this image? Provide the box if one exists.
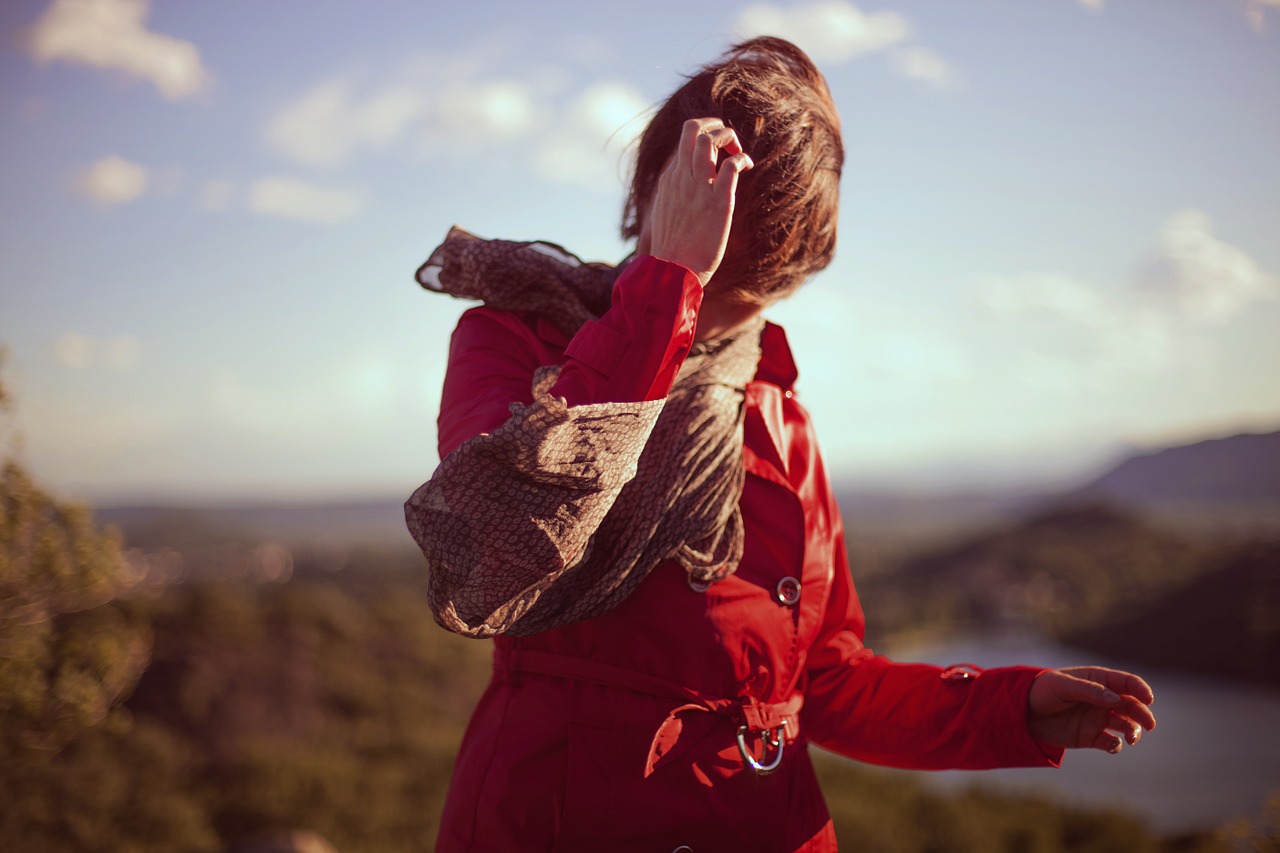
[493,647,804,777]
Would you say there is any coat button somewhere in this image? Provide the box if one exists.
[775,576,801,606]
[941,664,982,681]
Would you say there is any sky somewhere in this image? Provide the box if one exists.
[1,0,1278,504]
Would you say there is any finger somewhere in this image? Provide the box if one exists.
[1065,666,1155,706]
[704,125,744,158]
[1100,669,1155,706]
[693,129,718,182]
[1109,713,1143,746]
[1093,728,1124,754]
[1049,671,1124,709]
[682,120,740,176]
[713,152,753,208]
[1114,694,1157,732]
[692,127,743,183]
[679,118,725,174]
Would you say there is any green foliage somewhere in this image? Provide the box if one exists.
[1,552,491,853]
[5,552,1236,852]
[1,715,220,852]
[812,751,1229,853]
[1205,788,1280,853]
[860,503,1214,644]
[0,363,164,842]
[1066,539,1280,685]
[0,471,1262,851]
[0,460,151,753]
[852,500,1280,687]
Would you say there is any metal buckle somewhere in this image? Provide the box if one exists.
[736,722,787,775]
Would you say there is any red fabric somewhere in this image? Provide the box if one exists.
[431,257,1061,853]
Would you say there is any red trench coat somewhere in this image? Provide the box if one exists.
[421,256,1060,853]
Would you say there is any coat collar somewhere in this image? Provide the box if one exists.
[753,321,798,391]
[742,321,801,487]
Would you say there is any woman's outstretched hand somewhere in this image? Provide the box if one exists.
[644,117,754,288]
[1027,666,1156,754]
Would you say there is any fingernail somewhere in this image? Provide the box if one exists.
[1103,689,1121,704]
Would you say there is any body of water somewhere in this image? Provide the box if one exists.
[869,630,1280,834]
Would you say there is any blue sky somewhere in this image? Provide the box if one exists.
[2,0,1278,503]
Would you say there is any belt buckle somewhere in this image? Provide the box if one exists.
[736,721,787,775]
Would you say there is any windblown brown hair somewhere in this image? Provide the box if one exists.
[623,37,844,304]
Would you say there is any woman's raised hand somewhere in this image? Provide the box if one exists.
[1027,666,1157,754]
[645,118,754,288]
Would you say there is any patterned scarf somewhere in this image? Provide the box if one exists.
[406,227,762,636]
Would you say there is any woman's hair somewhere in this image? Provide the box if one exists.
[623,37,844,305]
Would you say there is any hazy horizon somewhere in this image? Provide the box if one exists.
[60,422,1274,508]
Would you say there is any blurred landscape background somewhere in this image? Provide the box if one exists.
[6,386,1278,850]
[2,0,1278,850]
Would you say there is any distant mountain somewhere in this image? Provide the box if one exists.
[1065,539,1280,687]
[96,499,416,584]
[832,429,1280,547]
[853,496,1280,687]
[99,499,411,549]
[1069,430,1280,506]
[856,502,1210,643]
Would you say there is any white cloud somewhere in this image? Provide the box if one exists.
[54,331,142,370]
[534,82,649,190]
[102,335,142,370]
[731,1,959,89]
[1247,0,1280,31]
[263,62,541,170]
[972,209,1276,380]
[975,272,1173,374]
[889,47,960,89]
[733,0,911,63]
[259,42,638,185]
[24,0,209,100]
[1137,209,1278,323]
[198,179,235,211]
[979,272,1110,325]
[260,35,557,172]
[572,82,650,138]
[247,176,369,224]
[54,330,92,369]
[436,80,537,137]
[980,211,1277,330]
[264,76,428,169]
[76,154,148,204]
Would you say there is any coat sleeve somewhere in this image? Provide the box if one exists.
[800,509,1064,770]
[406,257,703,638]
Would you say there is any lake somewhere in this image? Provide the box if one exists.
[861,629,1280,834]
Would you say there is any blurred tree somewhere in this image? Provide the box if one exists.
[0,353,151,753]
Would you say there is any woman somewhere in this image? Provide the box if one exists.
[407,37,1156,853]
